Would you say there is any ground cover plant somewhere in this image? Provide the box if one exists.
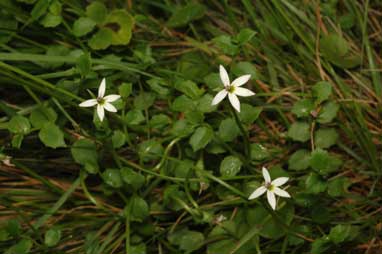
[0,0,381,253]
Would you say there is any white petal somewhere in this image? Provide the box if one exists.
[273,187,291,198]
[97,104,105,122]
[98,78,106,98]
[103,102,117,112]
[211,90,228,105]
[104,94,121,103]
[234,87,255,97]
[219,65,230,87]
[272,177,289,187]
[262,167,271,183]
[231,74,251,87]
[228,93,240,112]
[248,186,267,200]
[267,190,277,210]
[79,99,97,107]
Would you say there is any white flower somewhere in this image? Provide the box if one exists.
[211,65,255,112]
[79,78,121,122]
[248,167,290,210]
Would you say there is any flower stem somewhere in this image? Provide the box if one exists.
[231,106,251,159]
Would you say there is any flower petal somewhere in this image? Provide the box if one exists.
[228,93,240,112]
[231,74,251,87]
[79,99,97,107]
[273,187,291,198]
[267,190,277,210]
[211,90,228,106]
[219,65,230,87]
[98,78,106,98]
[262,167,271,183]
[104,94,121,103]
[103,102,117,112]
[248,186,267,200]
[272,177,289,187]
[234,87,255,97]
[97,104,105,122]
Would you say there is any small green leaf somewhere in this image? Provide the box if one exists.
[171,95,195,112]
[288,149,311,170]
[138,140,164,162]
[213,35,239,56]
[44,228,61,247]
[250,143,269,161]
[6,239,32,254]
[124,109,145,125]
[204,73,221,91]
[179,231,204,251]
[220,156,242,177]
[311,237,331,254]
[86,1,107,24]
[11,134,24,149]
[171,119,195,137]
[327,177,351,197]
[236,28,256,45]
[232,62,258,80]
[30,107,57,129]
[111,130,126,148]
[72,17,96,37]
[40,13,61,28]
[315,128,338,148]
[287,122,310,142]
[174,80,203,99]
[328,224,352,244]
[239,104,262,124]
[8,115,31,134]
[38,123,66,148]
[76,53,91,77]
[189,125,214,151]
[134,92,156,110]
[88,28,113,50]
[105,10,134,45]
[102,169,123,188]
[196,94,216,113]
[130,244,146,254]
[118,82,132,98]
[121,168,145,190]
[127,195,149,222]
[305,172,327,194]
[167,3,206,28]
[312,81,332,104]
[6,219,21,237]
[291,99,315,118]
[150,114,171,129]
[317,102,339,124]
[310,149,342,175]
[71,139,98,172]
[31,0,50,20]
[218,118,240,142]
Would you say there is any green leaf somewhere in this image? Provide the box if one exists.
[118,82,132,98]
[328,224,352,244]
[88,28,113,50]
[5,239,32,254]
[317,101,339,124]
[121,168,145,190]
[102,169,123,188]
[167,3,206,28]
[232,62,258,80]
[44,228,61,247]
[134,92,155,110]
[30,107,57,129]
[174,80,203,99]
[128,195,149,222]
[76,53,91,77]
[31,0,50,20]
[71,139,98,172]
[0,229,9,242]
[311,237,331,254]
[327,177,351,197]
[8,115,31,134]
[310,149,342,175]
[40,13,61,28]
[320,34,349,58]
[73,17,96,37]
[236,28,256,45]
[38,123,66,148]
[314,128,338,148]
[130,244,146,254]
[138,140,164,162]
[305,172,327,194]
[312,81,332,104]
[179,231,204,251]
[150,114,171,129]
[220,156,242,177]
[171,95,195,112]
[86,1,107,24]
[204,73,221,91]
[213,35,239,56]
[239,104,262,124]
[288,149,311,171]
[196,94,216,113]
[6,219,21,237]
[189,125,214,151]
[105,10,134,45]
[218,118,240,142]
[171,119,195,137]
[291,99,314,118]
[11,134,24,149]
[250,143,269,161]
[124,109,145,125]
[287,122,310,142]
[111,130,126,148]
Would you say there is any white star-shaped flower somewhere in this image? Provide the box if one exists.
[211,65,255,112]
[79,78,121,122]
[248,167,291,210]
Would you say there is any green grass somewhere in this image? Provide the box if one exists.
[0,1,381,254]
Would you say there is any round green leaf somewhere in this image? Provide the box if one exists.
[287,122,310,142]
[111,130,126,148]
[312,81,332,104]
[71,139,98,170]
[6,239,33,254]
[314,128,338,148]
[327,177,351,197]
[88,28,113,50]
[138,140,164,162]
[305,172,327,194]
[167,3,206,28]
[189,125,214,151]
[30,107,57,129]
[220,156,242,177]
[38,123,66,148]
[218,118,240,142]
[8,115,31,134]
[317,101,339,124]
[104,10,134,45]
[291,99,314,118]
[239,104,262,124]
[72,17,96,37]
[127,195,149,222]
[86,1,107,24]
[250,143,269,161]
[102,169,123,188]
[44,228,61,247]
[288,149,311,170]
[310,149,342,175]
[121,168,145,190]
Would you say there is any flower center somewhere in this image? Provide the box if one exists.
[97,98,105,105]
[265,182,274,191]
[225,85,235,93]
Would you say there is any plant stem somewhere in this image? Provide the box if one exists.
[231,106,251,159]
